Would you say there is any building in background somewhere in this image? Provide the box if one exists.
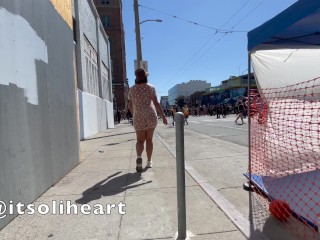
[168,80,211,106]
[160,96,169,109]
[201,74,256,106]
[73,0,115,139]
[189,91,206,107]
[93,0,128,111]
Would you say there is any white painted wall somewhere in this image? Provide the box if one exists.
[0,8,48,105]
[106,100,114,129]
[78,90,114,139]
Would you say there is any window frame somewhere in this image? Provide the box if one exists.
[101,0,110,5]
[102,15,110,27]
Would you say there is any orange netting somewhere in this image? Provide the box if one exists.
[248,77,320,239]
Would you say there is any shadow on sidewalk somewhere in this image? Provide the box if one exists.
[83,132,135,141]
[75,171,152,204]
[103,139,135,146]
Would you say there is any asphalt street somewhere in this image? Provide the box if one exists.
[185,114,249,147]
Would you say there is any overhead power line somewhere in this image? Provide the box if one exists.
[221,0,251,28]
[161,0,265,88]
[189,1,266,67]
[161,0,252,87]
[139,4,247,33]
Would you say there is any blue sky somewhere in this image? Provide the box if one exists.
[122,0,297,98]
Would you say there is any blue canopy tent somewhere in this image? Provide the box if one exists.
[248,0,320,51]
[246,0,320,233]
[248,0,320,90]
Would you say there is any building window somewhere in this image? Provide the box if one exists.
[111,60,115,82]
[83,36,99,96]
[102,63,111,101]
[102,16,110,27]
[73,17,77,43]
[101,0,110,5]
[108,37,112,50]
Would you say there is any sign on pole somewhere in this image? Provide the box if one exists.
[134,60,148,71]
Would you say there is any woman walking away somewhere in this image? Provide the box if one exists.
[128,67,168,172]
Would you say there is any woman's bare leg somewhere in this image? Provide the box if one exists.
[136,130,146,157]
[145,128,155,161]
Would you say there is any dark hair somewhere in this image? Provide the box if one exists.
[135,77,148,84]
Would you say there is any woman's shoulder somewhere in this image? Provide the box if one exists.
[146,83,155,88]
[129,85,136,90]
[145,83,156,93]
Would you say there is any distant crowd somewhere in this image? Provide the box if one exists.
[163,97,248,120]
[115,96,248,125]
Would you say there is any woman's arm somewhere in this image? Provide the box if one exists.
[128,100,134,115]
[151,95,168,125]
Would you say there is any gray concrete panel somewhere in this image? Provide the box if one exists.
[0,83,52,229]
[43,1,79,183]
[0,0,79,230]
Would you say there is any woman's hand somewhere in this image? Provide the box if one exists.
[162,116,168,125]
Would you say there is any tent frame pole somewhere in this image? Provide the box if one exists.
[248,52,252,184]
[243,51,254,191]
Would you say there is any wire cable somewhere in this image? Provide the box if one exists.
[189,0,265,64]
[160,0,252,88]
[139,4,247,33]
[186,0,265,71]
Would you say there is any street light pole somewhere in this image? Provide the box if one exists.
[134,0,162,70]
[134,0,142,68]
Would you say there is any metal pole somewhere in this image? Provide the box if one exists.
[248,52,252,185]
[243,52,253,191]
[175,112,186,239]
[134,0,142,67]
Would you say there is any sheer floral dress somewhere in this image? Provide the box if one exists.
[128,83,158,131]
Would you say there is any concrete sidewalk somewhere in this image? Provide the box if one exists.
[0,122,250,240]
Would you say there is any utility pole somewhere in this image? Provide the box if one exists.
[134,0,142,68]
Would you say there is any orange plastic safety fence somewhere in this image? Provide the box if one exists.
[248,77,320,239]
